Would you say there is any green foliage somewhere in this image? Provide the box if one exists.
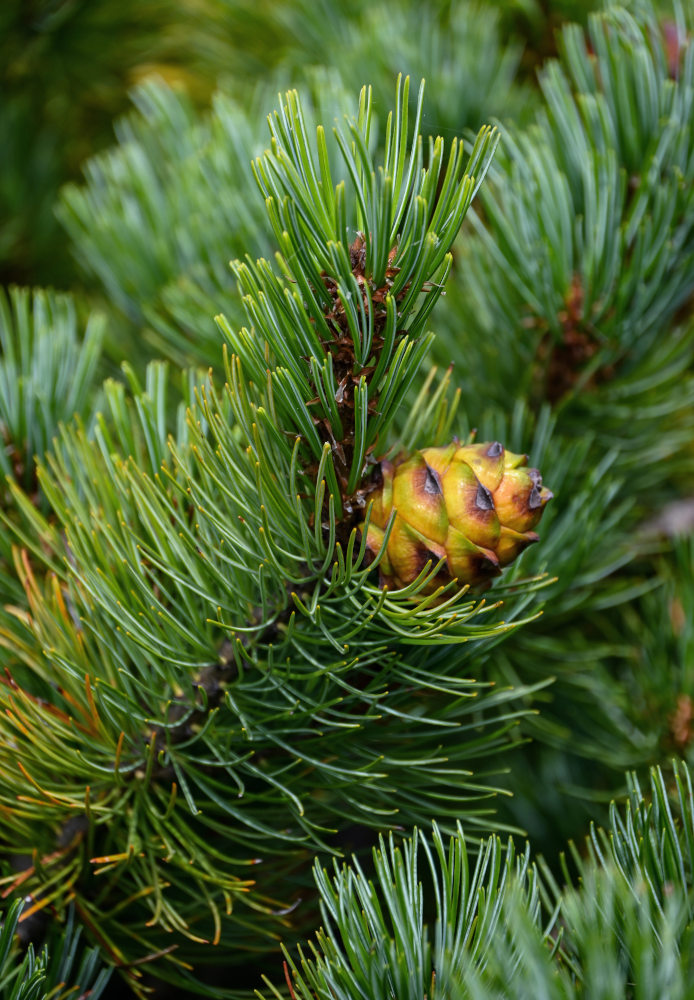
[0,287,104,493]
[57,1,532,371]
[421,2,694,850]
[262,761,694,999]
[273,830,539,1000]
[0,902,47,1000]
[0,287,104,605]
[201,0,529,134]
[0,900,110,999]
[439,2,694,483]
[58,79,275,368]
[228,75,498,513]
[590,538,694,768]
[3,1,694,996]
[0,81,552,995]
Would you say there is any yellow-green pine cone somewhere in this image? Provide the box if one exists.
[361,441,552,592]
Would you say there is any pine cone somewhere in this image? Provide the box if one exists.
[362,441,553,592]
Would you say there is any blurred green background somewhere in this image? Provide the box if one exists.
[2,0,607,293]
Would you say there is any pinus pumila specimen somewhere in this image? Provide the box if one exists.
[0,78,551,996]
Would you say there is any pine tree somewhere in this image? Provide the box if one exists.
[1,0,693,997]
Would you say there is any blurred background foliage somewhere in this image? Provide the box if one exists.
[2,0,604,294]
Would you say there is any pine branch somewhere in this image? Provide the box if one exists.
[225,75,498,521]
[0,287,104,496]
[0,899,110,999]
[419,2,694,853]
[0,287,104,606]
[262,760,694,1000]
[436,0,694,485]
[0,78,558,994]
[57,77,357,370]
[53,0,536,376]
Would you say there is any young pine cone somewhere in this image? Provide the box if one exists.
[362,442,553,592]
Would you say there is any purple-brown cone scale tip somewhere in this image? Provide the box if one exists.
[361,441,552,594]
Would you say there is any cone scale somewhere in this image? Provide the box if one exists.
[362,442,553,592]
